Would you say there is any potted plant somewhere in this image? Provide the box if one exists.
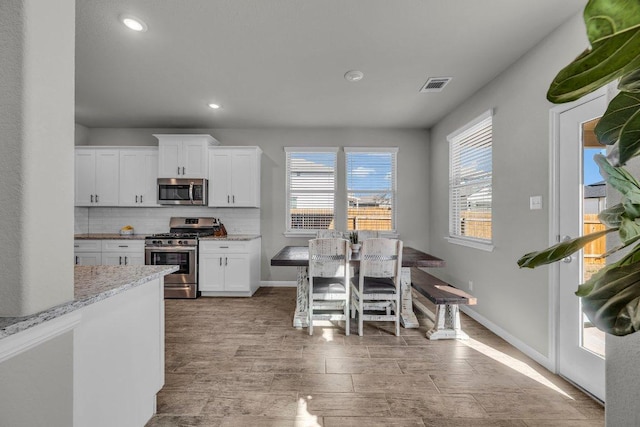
[349,231,361,253]
[518,0,640,337]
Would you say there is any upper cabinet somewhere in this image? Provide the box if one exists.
[119,148,159,206]
[155,134,219,178]
[208,147,262,207]
[75,148,120,206]
[75,146,159,207]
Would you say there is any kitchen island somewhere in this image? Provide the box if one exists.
[0,265,178,427]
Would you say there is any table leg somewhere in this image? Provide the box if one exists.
[293,266,309,328]
[426,304,470,340]
[400,267,419,328]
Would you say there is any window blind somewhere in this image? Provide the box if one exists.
[449,112,493,242]
[345,148,397,231]
[285,149,337,232]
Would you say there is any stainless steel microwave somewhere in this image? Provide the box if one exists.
[157,178,208,205]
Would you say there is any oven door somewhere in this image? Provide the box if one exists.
[145,246,197,298]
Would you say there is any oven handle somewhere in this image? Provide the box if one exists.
[145,246,197,253]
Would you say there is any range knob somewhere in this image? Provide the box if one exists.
[167,240,173,245]
[178,240,183,245]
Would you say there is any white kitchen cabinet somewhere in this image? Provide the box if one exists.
[75,148,120,206]
[101,240,145,266]
[119,148,159,206]
[74,240,102,265]
[199,238,261,296]
[208,147,261,207]
[154,134,219,178]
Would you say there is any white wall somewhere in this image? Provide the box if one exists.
[0,0,75,316]
[428,13,588,356]
[77,127,431,282]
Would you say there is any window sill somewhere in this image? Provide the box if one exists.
[445,236,494,252]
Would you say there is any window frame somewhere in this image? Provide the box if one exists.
[446,109,494,252]
[344,147,398,234]
[284,147,339,237]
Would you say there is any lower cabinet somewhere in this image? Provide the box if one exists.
[199,238,261,297]
[74,240,102,266]
[74,240,144,266]
[101,240,145,266]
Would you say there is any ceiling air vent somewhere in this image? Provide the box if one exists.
[420,77,452,93]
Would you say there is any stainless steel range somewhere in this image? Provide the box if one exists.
[145,217,221,298]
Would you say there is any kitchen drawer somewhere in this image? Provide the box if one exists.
[102,240,145,252]
[74,240,101,252]
[199,241,248,253]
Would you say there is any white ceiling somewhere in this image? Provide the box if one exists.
[75,0,587,129]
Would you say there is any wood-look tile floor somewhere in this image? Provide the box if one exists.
[146,287,604,427]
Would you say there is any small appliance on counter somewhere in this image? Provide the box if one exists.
[144,217,224,299]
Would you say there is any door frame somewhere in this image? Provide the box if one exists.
[548,85,612,375]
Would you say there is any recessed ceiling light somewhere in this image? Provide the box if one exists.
[120,15,148,32]
[344,70,364,82]
[208,103,221,109]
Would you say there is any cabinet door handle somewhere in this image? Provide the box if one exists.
[227,195,230,203]
[124,256,128,265]
[140,195,143,203]
[118,245,128,248]
[177,166,181,175]
[232,195,235,203]
[136,195,138,203]
[119,256,123,265]
[225,257,228,266]
[91,194,94,203]
[219,257,222,266]
[96,195,99,203]
[182,166,185,175]
[74,244,79,248]
[220,246,229,249]
[75,256,79,265]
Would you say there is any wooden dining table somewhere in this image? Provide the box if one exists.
[271,245,445,328]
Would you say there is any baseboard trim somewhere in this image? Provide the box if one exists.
[260,281,297,288]
[459,305,554,371]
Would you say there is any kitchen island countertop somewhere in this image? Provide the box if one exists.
[0,265,178,339]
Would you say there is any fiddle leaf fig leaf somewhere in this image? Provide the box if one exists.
[624,199,640,219]
[595,154,640,198]
[616,107,640,165]
[517,229,616,269]
[583,0,640,44]
[598,203,625,227]
[548,29,640,103]
[619,216,640,243]
[594,92,640,145]
[619,69,640,92]
[579,261,640,336]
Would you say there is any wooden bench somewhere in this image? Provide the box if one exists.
[410,267,477,340]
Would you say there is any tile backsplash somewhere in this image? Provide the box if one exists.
[75,207,260,235]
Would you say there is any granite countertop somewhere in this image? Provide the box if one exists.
[74,233,148,240]
[74,234,261,241]
[199,234,261,241]
[0,265,178,339]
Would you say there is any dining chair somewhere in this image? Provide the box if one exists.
[308,238,351,336]
[316,230,344,239]
[350,238,403,336]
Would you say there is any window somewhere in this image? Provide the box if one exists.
[285,147,338,234]
[345,147,397,232]
[448,110,493,248]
